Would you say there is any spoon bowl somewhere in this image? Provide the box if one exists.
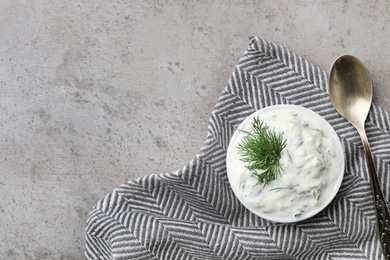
[329,55,390,259]
[329,55,372,130]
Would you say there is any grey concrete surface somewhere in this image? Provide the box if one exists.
[2,0,390,259]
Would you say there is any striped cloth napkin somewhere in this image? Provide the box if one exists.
[85,36,390,260]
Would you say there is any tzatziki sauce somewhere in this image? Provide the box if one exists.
[227,105,344,222]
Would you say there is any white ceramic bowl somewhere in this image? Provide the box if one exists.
[226,104,345,223]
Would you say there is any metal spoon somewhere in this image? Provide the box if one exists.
[329,55,390,259]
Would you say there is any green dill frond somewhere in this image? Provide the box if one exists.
[237,117,287,186]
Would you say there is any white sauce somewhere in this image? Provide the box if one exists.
[228,106,343,221]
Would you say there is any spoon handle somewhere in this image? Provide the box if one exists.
[361,132,390,259]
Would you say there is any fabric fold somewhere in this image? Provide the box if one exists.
[85,36,389,260]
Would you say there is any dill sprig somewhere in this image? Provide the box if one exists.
[237,117,287,186]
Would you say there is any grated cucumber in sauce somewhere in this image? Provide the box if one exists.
[229,107,343,220]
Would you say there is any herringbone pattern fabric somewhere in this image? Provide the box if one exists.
[85,36,389,259]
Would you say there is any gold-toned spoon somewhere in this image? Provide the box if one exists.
[329,55,390,259]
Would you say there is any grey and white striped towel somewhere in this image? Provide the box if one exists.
[85,36,390,259]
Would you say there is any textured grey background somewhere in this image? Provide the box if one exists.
[2,1,390,259]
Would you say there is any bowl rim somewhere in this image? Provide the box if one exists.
[226,104,345,223]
